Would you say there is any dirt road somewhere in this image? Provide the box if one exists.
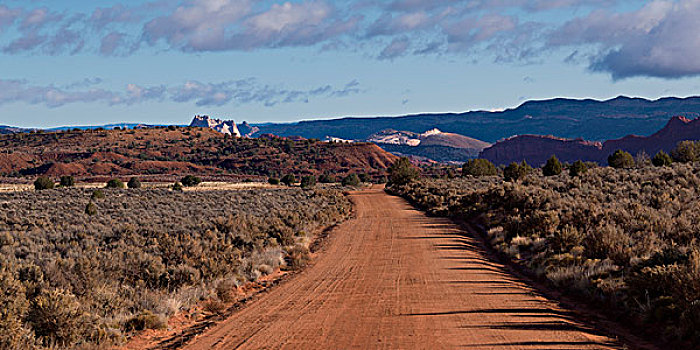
[182,187,624,349]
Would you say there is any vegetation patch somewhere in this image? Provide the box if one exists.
[0,187,351,348]
[388,162,700,346]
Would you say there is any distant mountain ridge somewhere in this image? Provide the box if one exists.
[481,116,700,165]
[249,96,700,143]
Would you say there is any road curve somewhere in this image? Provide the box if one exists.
[182,187,623,349]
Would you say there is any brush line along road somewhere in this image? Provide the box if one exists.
[182,187,623,349]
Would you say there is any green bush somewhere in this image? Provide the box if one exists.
[388,157,420,185]
[34,176,54,190]
[342,174,360,187]
[281,174,296,186]
[268,177,280,185]
[59,176,75,187]
[358,173,371,183]
[300,175,316,189]
[569,160,588,177]
[180,175,202,187]
[319,174,336,183]
[503,161,531,182]
[84,202,97,216]
[608,149,635,168]
[542,155,562,176]
[105,179,125,189]
[127,177,142,189]
[652,151,673,167]
[91,189,105,199]
[462,158,497,177]
[671,140,700,163]
[172,182,183,191]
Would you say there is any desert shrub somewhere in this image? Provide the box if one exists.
[127,177,142,189]
[300,175,316,189]
[358,173,371,183]
[285,245,310,270]
[281,174,296,186]
[172,182,183,191]
[671,140,700,163]
[0,187,351,347]
[319,174,337,183]
[569,160,588,177]
[542,155,562,176]
[27,289,85,347]
[123,311,166,331]
[388,157,420,185]
[342,174,360,187]
[0,268,30,349]
[652,151,673,167]
[503,161,531,182]
[180,175,201,187]
[85,202,97,216]
[91,189,105,199]
[608,149,634,168]
[34,176,54,190]
[387,164,700,346]
[60,175,75,187]
[106,179,125,189]
[268,177,280,185]
[462,158,497,177]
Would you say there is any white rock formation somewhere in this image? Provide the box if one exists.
[189,115,241,137]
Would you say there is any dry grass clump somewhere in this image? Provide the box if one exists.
[0,187,350,348]
[389,163,700,345]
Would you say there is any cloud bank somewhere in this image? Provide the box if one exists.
[0,1,698,79]
[0,78,362,108]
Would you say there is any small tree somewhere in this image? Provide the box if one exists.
[358,173,371,183]
[300,175,316,189]
[671,140,699,163]
[268,177,280,185]
[462,159,497,177]
[503,161,531,182]
[281,174,296,186]
[388,157,419,185]
[105,179,125,189]
[318,174,336,183]
[342,174,360,187]
[652,151,673,167]
[180,175,202,187]
[569,160,588,177]
[85,202,97,216]
[608,149,634,169]
[127,177,141,189]
[59,176,75,187]
[542,155,562,176]
[34,177,54,190]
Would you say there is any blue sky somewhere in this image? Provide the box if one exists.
[0,0,698,128]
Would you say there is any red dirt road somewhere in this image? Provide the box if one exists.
[182,188,624,349]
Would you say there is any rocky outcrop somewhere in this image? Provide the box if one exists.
[480,116,700,165]
[237,121,259,138]
[189,115,241,136]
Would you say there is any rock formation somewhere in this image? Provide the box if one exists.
[189,115,241,137]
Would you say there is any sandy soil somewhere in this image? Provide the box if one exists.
[174,187,629,350]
